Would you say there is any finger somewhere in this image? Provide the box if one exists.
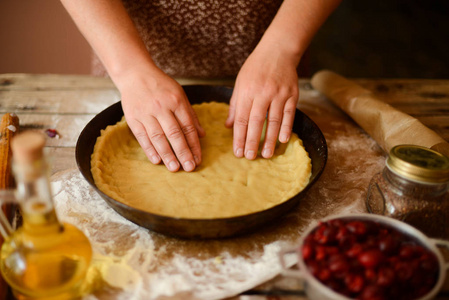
[127,119,161,165]
[158,111,197,172]
[261,101,284,158]
[232,95,253,158]
[174,106,203,166]
[188,104,206,138]
[279,97,298,143]
[146,116,181,172]
[225,81,239,128]
[244,100,270,160]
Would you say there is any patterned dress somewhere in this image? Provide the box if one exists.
[93,0,284,78]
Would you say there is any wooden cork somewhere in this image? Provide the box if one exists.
[11,131,46,164]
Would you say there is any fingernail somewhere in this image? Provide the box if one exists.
[151,155,160,164]
[246,150,256,160]
[235,148,243,158]
[183,160,195,172]
[280,133,289,143]
[168,161,179,172]
[262,148,272,158]
[194,155,200,165]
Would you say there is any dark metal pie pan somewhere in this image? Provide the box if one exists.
[76,85,327,239]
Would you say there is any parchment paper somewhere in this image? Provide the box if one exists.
[311,70,449,157]
[50,83,386,300]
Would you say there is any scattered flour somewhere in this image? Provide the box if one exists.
[51,169,298,300]
[49,90,387,299]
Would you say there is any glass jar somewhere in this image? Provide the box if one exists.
[0,131,92,300]
[366,144,449,239]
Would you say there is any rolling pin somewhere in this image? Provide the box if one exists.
[0,113,19,300]
[311,70,449,158]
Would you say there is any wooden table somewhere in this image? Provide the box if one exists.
[1,73,449,299]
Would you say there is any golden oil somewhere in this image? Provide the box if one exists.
[0,132,92,299]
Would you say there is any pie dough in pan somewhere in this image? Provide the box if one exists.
[91,102,311,219]
[76,85,327,238]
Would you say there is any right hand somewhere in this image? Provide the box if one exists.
[119,69,205,172]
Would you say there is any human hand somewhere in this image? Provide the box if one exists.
[119,70,205,172]
[225,48,299,160]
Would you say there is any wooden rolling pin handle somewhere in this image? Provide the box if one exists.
[430,142,449,159]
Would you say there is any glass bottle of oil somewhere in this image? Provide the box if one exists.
[0,131,92,300]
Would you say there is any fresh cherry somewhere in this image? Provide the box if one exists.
[301,218,439,300]
[358,249,384,268]
[346,221,367,236]
[378,235,399,255]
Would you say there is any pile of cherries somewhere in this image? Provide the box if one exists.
[302,218,439,300]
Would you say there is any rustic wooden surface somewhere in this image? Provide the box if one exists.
[1,73,448,300]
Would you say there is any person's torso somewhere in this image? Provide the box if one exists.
[121,0,283,78]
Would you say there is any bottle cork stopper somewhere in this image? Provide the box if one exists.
[11,131,46,164]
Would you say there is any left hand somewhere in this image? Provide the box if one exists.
[225,47,299,160]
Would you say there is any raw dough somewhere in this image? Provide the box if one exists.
[91,102,311,219]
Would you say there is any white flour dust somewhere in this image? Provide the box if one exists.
[48,86,388,299]
[51,169,298,300]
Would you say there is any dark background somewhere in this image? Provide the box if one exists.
[308,0,449,78]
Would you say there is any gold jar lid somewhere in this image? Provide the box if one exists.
[386,144,449,183]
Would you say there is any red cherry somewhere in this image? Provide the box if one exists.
[377,266,395,287]
[359,284,386,300]
[345,273,365,293]
[328,254,349,274]
[349,258,363,272]
[339,233,357,249]
[335,225,349,241]
[378,227,390,237]
[329,219,345,227]
[346,243,363,258]
[302,242,314,260]
[307,261,320,275]
[304,218,439,299]
[306,260,320,277]
[358,249,384,268]
[410,271,425,286]
[316,224,337,244]
[304,234,314,243]
[399,245,417,259]
[387,255,400,266]
[378,235,399,255]
[414,245,427,255]
[419,254,439,273]
[396,262,414,282]
[318,268,332,282]
[326,246,339,255]
[346,221,367,236]
[45,128,59,138]
[365,236,380,249]
[315,245,327,261]
[313,224,326,243]
[364,268,378,283]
